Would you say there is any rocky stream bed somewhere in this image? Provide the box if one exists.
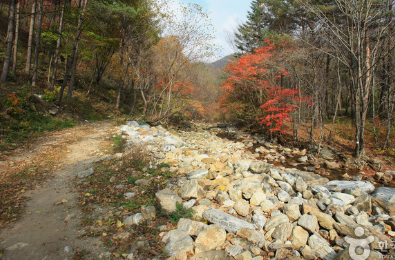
[106,121,395,259]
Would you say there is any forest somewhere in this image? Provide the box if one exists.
[1,0,395,159]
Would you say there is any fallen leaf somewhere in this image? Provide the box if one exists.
[85,193,91,197]
[151,212,156,218]
[102,232,107,236]
[62,199,68,203]
[113,253,120,257]
[96,220,103,226]
[35,210,41,213]
[20,189,25,193]
[26,212,31,214]
[116,220,124,228]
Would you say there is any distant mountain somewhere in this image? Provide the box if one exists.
[206,55,234,71]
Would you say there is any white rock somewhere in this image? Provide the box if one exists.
[260,199,276,213]
[331,192,355,205]
[308,233,336,260]
[298,214,319,233]
[252,214,267,230]
[250,191,266,206]
[277,190,291,202]
[124,213,144,225]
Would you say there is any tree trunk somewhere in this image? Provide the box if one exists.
[58,57,72,103]
[12,0,20,74]
[66,41,80,103]
[58,0,86,103]
[32,0,43,87]
[328,59,343,142]
[383,0,394,149]
[115,82,123,110]
[50,0,66,91]
[25,0,36,74]
[0,0,16,83]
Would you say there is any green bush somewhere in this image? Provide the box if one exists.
[43,86,60,102]
[159,163,171,168]
[169,202,195,224]
[127,176,137,184]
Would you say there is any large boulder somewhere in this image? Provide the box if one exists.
[308,233,336,260]
[177,218,208,237]
[194,224,226,253]
[155,189,182,214]
[187,169,209,180]
[298,214,319,233]
[249,161,270,173]
[202,208,255,233]
[290,226,309,250]
[324,180,375,194]
[265,213,290,231]
[179,180,204,200]
[371,187,395,202]
[162,229,193,256]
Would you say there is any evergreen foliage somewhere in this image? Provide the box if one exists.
[234,0,297,54]
[234,0,267,54]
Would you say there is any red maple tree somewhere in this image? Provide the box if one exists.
[220,40,305,133]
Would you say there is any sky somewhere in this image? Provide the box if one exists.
[173,0,251,61]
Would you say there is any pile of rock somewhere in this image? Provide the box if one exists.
[117,122,395,259]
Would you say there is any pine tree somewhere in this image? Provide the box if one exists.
[234,0,297,54]
[234,0,266,54]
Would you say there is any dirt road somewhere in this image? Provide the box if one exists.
[0,121,116,260]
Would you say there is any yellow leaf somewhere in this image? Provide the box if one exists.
[62,199,68,203]
[26,212,31,214]
[96,220,103,226]
[20,189,25,193]
[35,210,41,213]
[219,185,225,191]
[122,254,128,257]
[85,193,91,197]
[151,212,156,218]
[102,232,107,236]
[113,253,120,257]
[116,220,124,228]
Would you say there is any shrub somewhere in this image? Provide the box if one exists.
[169,202,195,224]
[122,144,153,171]
[43,86,60,102]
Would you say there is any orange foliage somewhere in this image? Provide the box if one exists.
[220,40,307,133]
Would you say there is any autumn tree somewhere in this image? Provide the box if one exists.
[220,40,302,132]
[145,1,215,121]
[299,0,395,156]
